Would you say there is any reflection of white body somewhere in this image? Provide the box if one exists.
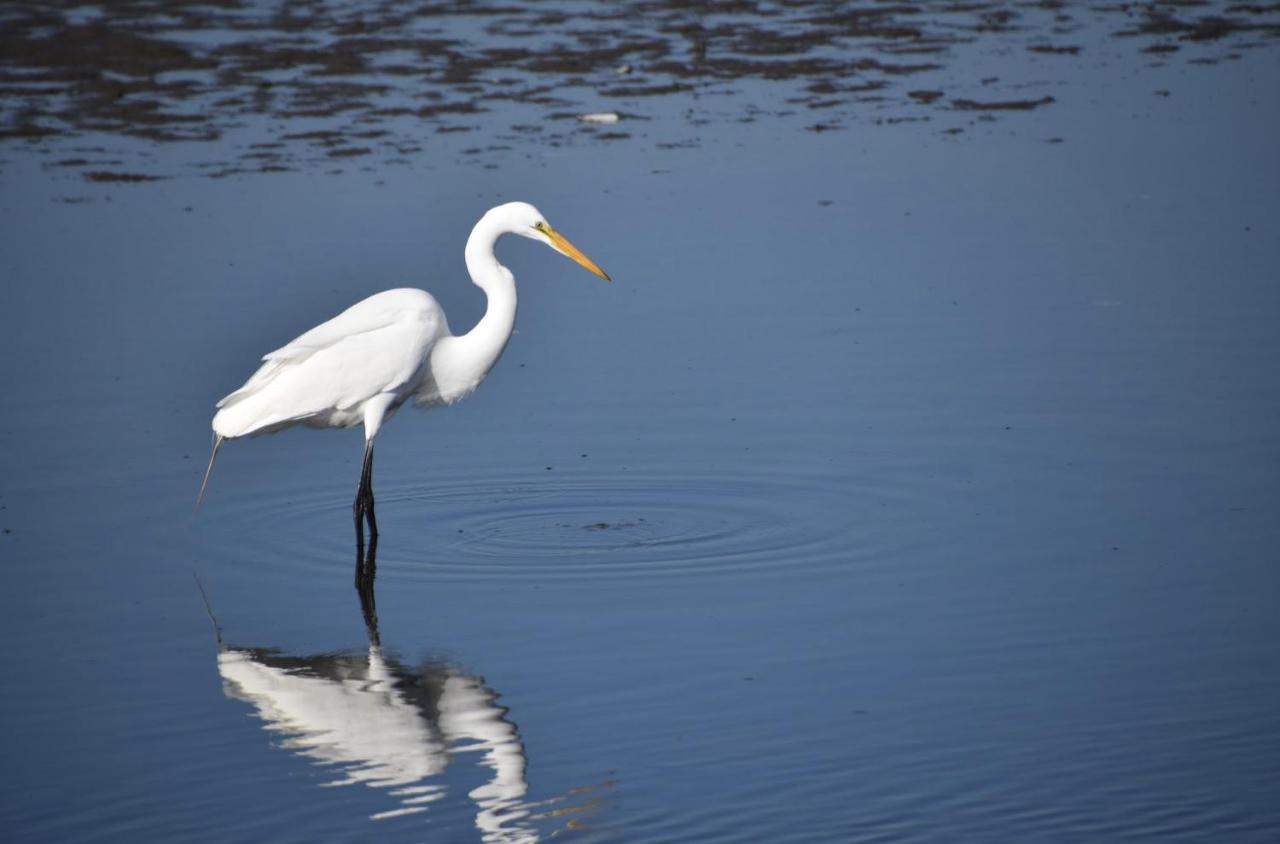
[218,646,534,840]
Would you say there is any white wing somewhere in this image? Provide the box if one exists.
[213,288,446,437]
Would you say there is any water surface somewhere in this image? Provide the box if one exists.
[2,2,1279,842]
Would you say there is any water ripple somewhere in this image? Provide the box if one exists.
[207,462,943,583]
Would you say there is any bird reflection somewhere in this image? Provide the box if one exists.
[208,543,609,839]
[355,532,380,645]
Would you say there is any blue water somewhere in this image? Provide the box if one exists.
[2,3,1279,841]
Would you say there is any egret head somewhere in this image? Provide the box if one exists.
[494,201,611,281]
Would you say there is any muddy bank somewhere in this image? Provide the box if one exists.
[1,1,1276,178]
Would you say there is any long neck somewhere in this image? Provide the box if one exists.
[435,215,518,394]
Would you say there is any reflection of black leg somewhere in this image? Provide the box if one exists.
[351,436,381,646]
[354,525,375,586]
[353,438,378,550]
[355,532,380,648]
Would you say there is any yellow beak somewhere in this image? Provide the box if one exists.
[546,226,611,281]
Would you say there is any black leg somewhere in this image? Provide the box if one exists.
[353,438,378,550]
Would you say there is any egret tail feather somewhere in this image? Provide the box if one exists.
[195,434,225,511]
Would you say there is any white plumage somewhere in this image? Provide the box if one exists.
[198,201,610,542]
[213,288,444,438]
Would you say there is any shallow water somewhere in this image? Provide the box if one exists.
[3,3,1280,842]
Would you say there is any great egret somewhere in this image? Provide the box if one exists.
[198,201,610,544]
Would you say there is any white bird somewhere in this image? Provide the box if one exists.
[198,201,610,543]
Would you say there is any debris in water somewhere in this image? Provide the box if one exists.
[952,96,1055,111]
[83,171,165,182]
